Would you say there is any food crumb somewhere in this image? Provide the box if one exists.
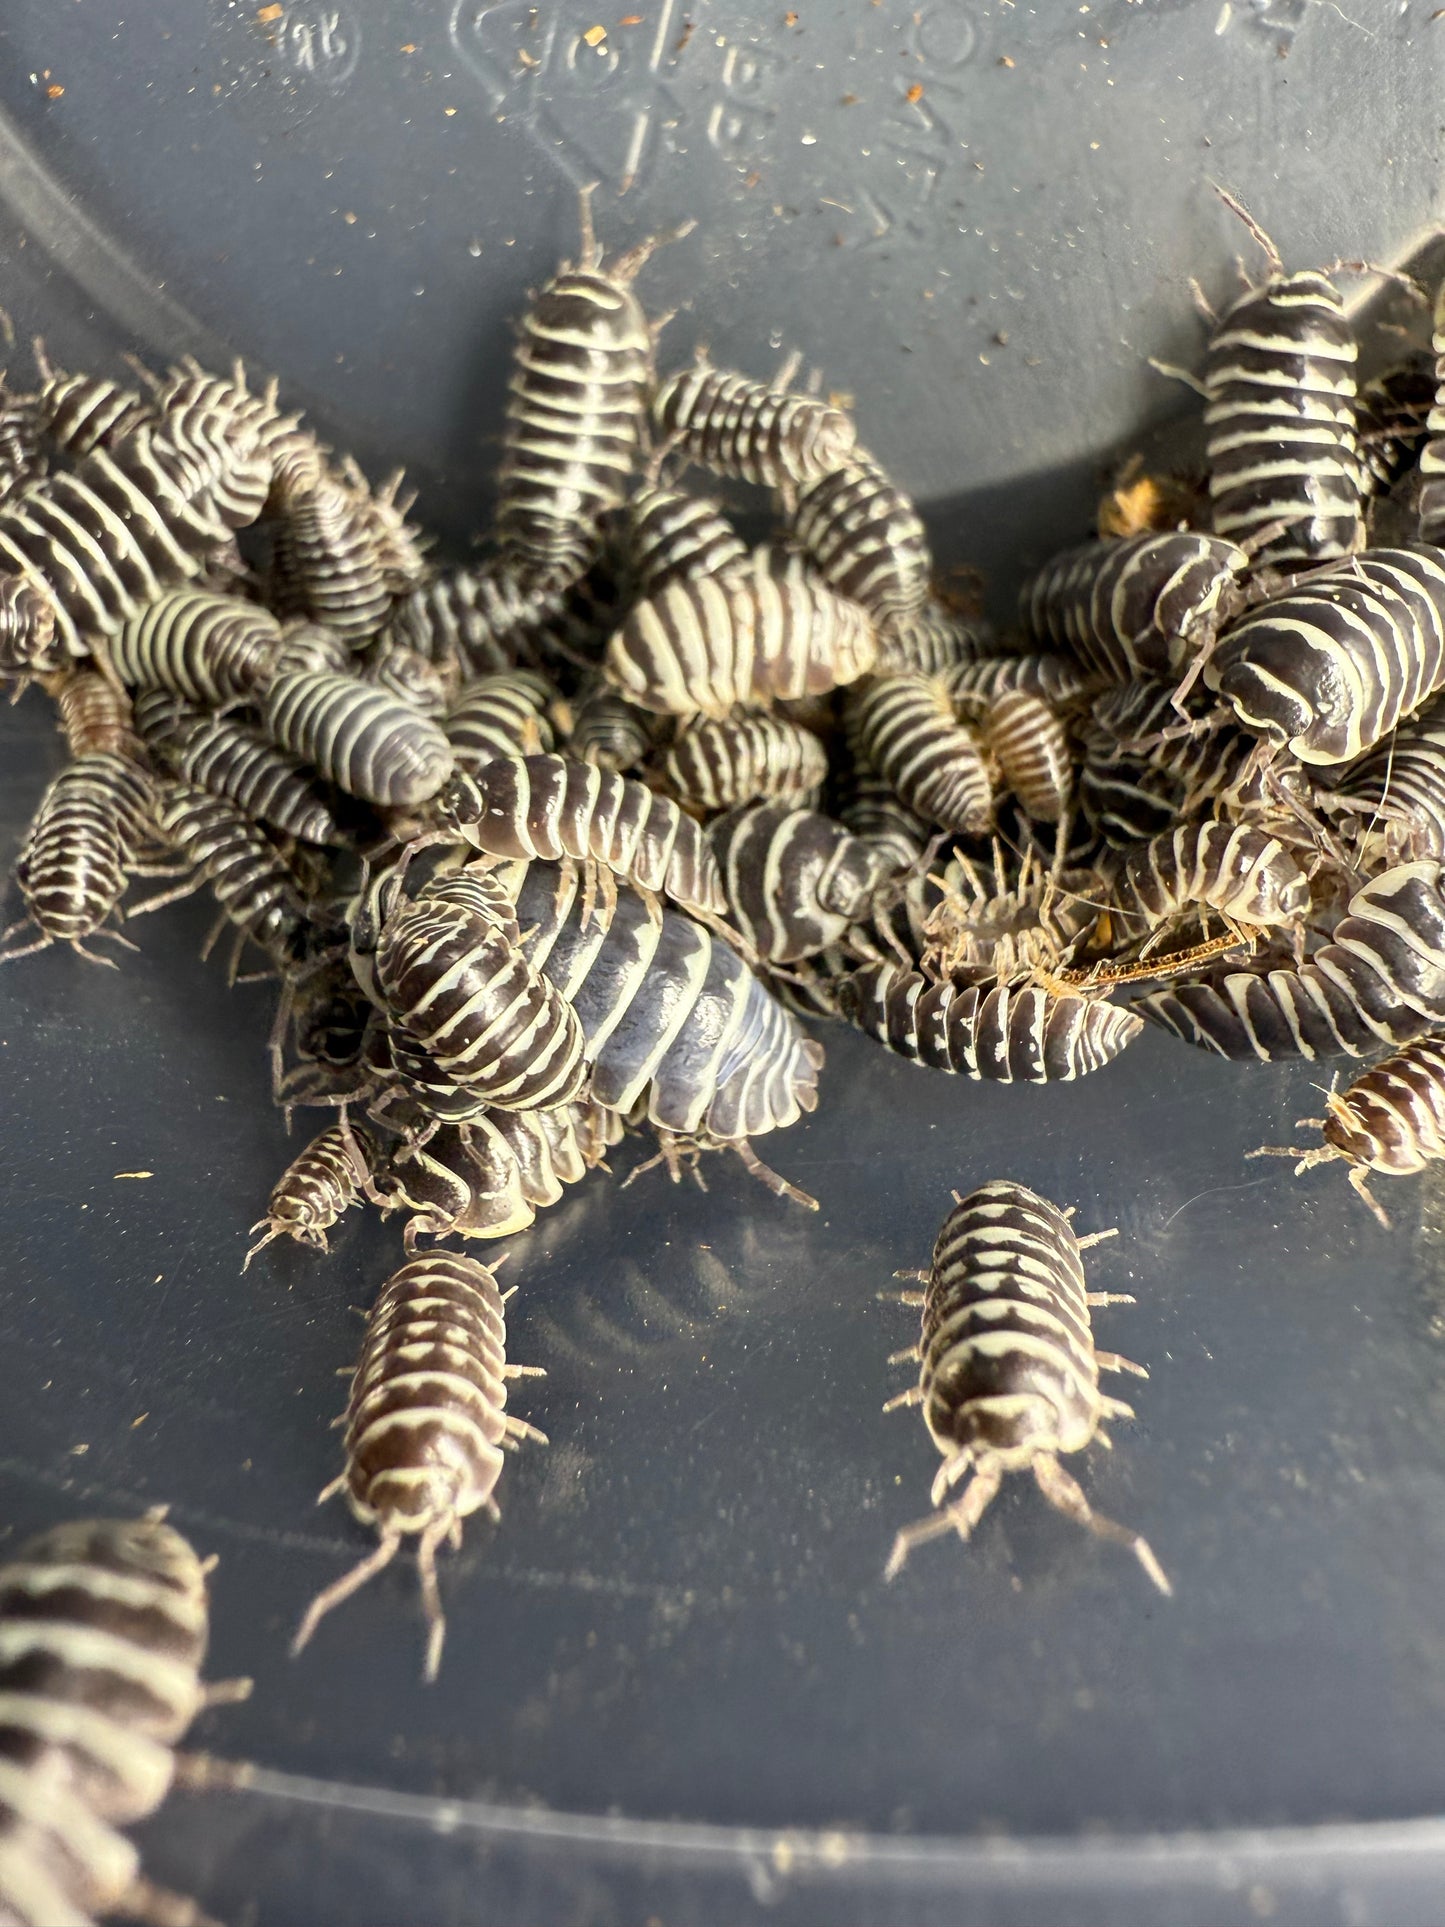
[784,9,799,22]
[46,84,65,99]
[69,1444,88,1457]
[999,53,1015,66]
[113,1171,153,1181]
[399,41,418,52]
[343,211,357,224]
[583,22,607,44]
[257,2,283,19]
[840,91,858,104]
[444,105,457,115]
[131,1413,149,1430]
[619,12,645,21]
[905,81,923,102]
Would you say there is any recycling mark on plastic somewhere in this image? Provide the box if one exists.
[450,0,684,194]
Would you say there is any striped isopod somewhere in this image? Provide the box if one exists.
[150,355,312,474]
[359,636,455,715]
[269,444,394,647]
[0,424,271,677]
[832,732,932,875]
[1,751,156,965]
[1077,678,1297,850]
[1138,860,1445,1060]
[652,359,857,488]
[1020,531,1249,684]
[565,680,652,772]
[244,1121,375,1267]
[330,457,429,596]
[875,600,992,676]
[837,961,1142,1083]
[605,545,877,718]
[980,688,1074,822]
[847,671,993,834]
[48,667,140,758]
[514,856,823,1165]
[1204,544,1445,766]
[294,1250,546,1679]
[660,710,828,812]
[0,378,45,503]
[791,454,932,628]
[942,652,1097,711]
[625,481,748,591]
[432,753,727,917]
[921,843,1100,981]
[109,588,282,703]
[1108,822,1311,941]
[373,868,587,1111]
[1253,1031,1445,1226]
[1202,205,1362,564]
[445,669,556,771]
[380,564,577,676]
[882,1181,1167,1591]
[1319,687,1445,859]
[710,801,889,962]
[1417,283,1445,551]
[378,1100,621,1247]
[133,690,347,846]
[31,358,157,458]
[366,1023,496,1125]
[1356,351,1435,497]
[0,1511,246,1927]
[262,666,455,807]
[143,779,317,973]
[496,197,676,595]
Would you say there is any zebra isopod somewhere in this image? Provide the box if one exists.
[883,1181,1167,1591]
[109,587,282,704]
[605,545,877,718]
[790,454,932,628]
[1202,209,1362,564]
[652,359,858,488]
[372,868,587,1111]
[445,669,556,770]
[2,751,156,965]
[1138,860,1445,1060]
[710,800,889,963]
[293,1250,546,1680]
[660,710,828,812]
[245,1121,376,1267]
[1108,821,1311,940]
[847,671,993,835]
[1020,531,1249,684]
[1252,1031,1445,1227]
[496,196,668,594]
[134,688,347,846]
[433,752,727,918]
[1204,544,1445,766]
[143,780,316,975]
[0,1510,246,1927]
[625,481,748,591]
[262,666,456,807]
[837,962,1143,1083]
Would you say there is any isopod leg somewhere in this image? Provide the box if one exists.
[1032,1453,1171,1596]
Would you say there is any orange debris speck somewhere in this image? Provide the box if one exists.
[257,3,283,21]
[905,81,923,102]
[619,13,644,22]
[400,42,418,52]
[784,9,798,22]
[45,84,65,98]
[583,22,607,43]
[998,53,1015,66]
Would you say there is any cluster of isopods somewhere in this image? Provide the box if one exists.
[11,180,1445,1916]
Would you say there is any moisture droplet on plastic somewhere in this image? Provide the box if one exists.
[468,239,483,257]
[768,328,784,349]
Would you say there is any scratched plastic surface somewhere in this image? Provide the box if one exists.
[0,3,1444,1924]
